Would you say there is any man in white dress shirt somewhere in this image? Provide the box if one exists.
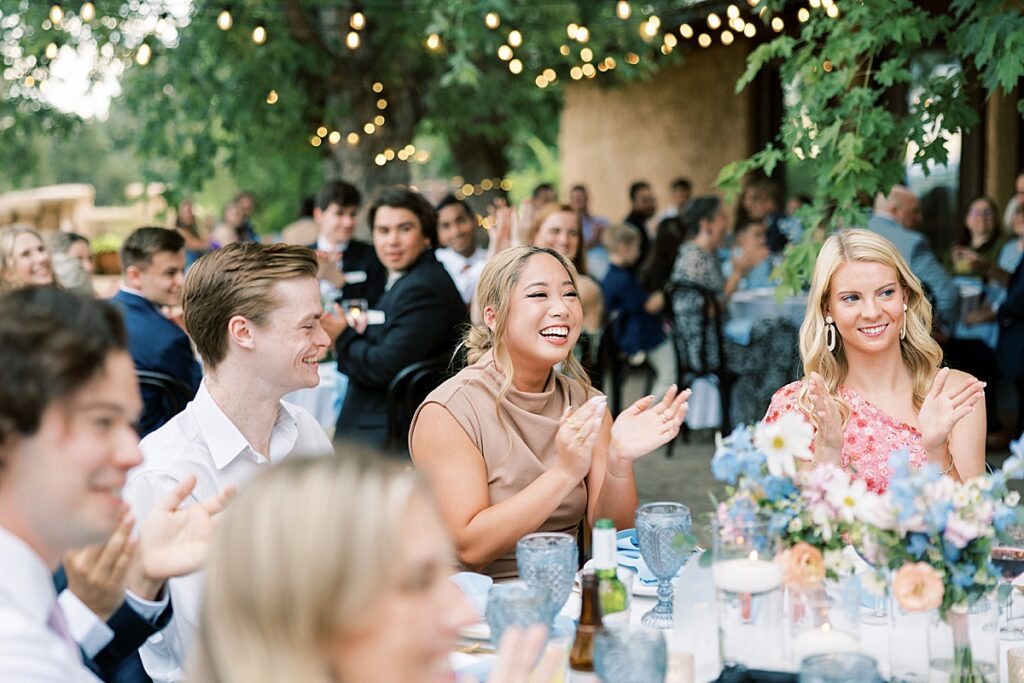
[0,287,231,681]
[124,242,334,681]
[433,194,486,305]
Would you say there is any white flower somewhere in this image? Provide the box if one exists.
[854,492,897,530]
[861,570,888,597]
[824,548,850,576]
[824,474,870,524]
[788,516,804,533]
[755,414,813,477]
[1007,491,1020,507]
[944,514,982,549]
[810,504,833,542]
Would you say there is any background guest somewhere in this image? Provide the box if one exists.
[45,230,95,296]
[623,181,656,269]
[174,199,209,269]
[209,201,244,249]
[947,196,1006,279]
[311,180,386,308]
[434,194,486,306]
[601,223,666,365]
[0,225,56,291]
[654,176,692,224]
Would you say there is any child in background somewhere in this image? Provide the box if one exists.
[602,223,666,365]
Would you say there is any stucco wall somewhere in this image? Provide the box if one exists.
[560,42,755,224]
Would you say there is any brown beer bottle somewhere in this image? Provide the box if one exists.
[569,573,604,672]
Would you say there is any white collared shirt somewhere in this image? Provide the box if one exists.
[0,526,100,681]
[123,380,332,682]
[434,247,486,303]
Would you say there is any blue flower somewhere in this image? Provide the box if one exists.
[769,510,795,536]
[950,563,976,589]
[941,540,961,563]
[761,475,797,502]
[889,448,912,477]
[925,500,952,533]
[711,447,741,484]
[907,533,930,559]
[728,425,754,452]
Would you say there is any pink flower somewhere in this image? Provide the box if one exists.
[777,542,826,589]
[892,562,944,612]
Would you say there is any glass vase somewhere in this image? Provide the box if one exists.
[889,598,931,682]
[786,576,860,668]
[927,595,998,683]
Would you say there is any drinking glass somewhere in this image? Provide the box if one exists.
[595,625,668,683]
[712,518,785,670]
[993,523,1024,640]
[516,532,577,627]
[340,298,368,320]
[636,502,693,629]
[789,580,860,666]
[799,653,879,683]
[484,580,546,646]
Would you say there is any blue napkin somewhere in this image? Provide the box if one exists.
[616,528,658,585]
[451,571,493,620]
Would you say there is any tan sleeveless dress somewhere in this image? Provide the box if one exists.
[410,350,595,579]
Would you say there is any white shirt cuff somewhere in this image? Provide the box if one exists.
[57,589,114,659]
[125,587,170,624]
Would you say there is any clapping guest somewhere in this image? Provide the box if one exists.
[0,225,56,291]
[192,455,558,683]
[434,194,486,305]
[0,287,233,681]
[311,180,386,308]
[410,246,690,578]
[330,188,466,450]
[124,243,334,681]
[764,229,985,494]
[111,227,201,437]
[45,231,95,296]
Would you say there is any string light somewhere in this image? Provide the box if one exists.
[697,33,712,47]
[604,57,616,69]
[707,13,722,29]
[680,24,694,38]
[372,81,384,93]
[663,33,677,48]
[576,26,589,43]
[581,63,596,78]
[826,4,840,18]
[363,122,376,134]
[425,33,442,51]
[155,14,170,35]
[559,44,571,56]
[567,23,579,40]
[535,74,548,88]
[744,23,756,37]
[216,8,232,31]
[542,67,556,81]
[616,1,632,20]
[350,12,365,30]
[135,43,152,65]
[49,4,64,25]
[720,30,734,45]
[570,65,583,80]
[798,8,810,22]
[45,42,58,60]
[311,136,322,147]
[328,130,341,144]
[822,60,833,72]
[376,98,388,110]
[347,132,359,144]
[497,44,513,60]
[580,47,593,62]
[730,17,746,31]
[252,24,267,45]
[641,19,658,38]
[316,126,328,137]
[80,2,95,22]
[375,154,386,166]
[373,114,385,126]
[266,89,278,104]
[771,16,784,32]
[346,31,360,49]
[727,4,740,18]
[509,58,523,74]
[508,29,522,47]
[625,52,640,64]
[485,12,500,29]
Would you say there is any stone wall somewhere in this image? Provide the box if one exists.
[559,42,755,225]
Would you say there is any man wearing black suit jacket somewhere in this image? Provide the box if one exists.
[332,188,466,449]
[998,256,1024,435]
[111,228,201,437]
[310,180,387,307]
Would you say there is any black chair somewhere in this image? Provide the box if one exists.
[594,310,656,416]
[386,356,453,455]
[663,279,736,456]
[134,369,195,435]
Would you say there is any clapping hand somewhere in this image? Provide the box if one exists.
[918,367,985,452]
[807,372,843,465]
[64,507,136,621]
[609,385,691,467]
[129,474,236,600]
[555,396,606,482]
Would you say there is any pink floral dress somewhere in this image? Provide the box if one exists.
[763,380,928,494]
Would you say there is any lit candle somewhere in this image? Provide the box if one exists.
[349,307,362,318]
[712,555,782,595]
[1008,648,1024,683]
[792,625,859,663]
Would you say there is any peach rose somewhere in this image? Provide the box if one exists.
[892,562,944,612]
[777,542,826,589]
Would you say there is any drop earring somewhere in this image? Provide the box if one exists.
[824,315,836,352]
[901,303,907,340]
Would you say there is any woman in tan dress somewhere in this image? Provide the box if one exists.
[410,246,690,579]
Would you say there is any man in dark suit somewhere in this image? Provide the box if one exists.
[111,228,201,436]
[310,180,387,307]
[998,256,1024,436]
[331,188,466,450]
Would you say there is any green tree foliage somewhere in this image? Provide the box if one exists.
[719,0,1024,294]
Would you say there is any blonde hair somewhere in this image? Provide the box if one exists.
[798,228,943,427]
[0,225,55,291]
[464,246,590,432]
[192,454,427,683]
[526,203,588,276]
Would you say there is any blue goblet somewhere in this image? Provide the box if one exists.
[516,532,577,627]
[484,581,546,647]
[636,502,693,629]
[595,625,668,683]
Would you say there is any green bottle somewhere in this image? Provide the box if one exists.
[593,518,628,623]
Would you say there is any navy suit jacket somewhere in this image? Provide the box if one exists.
[307,238,387,307]
[111,290,202,436]
[335,250,465,448]
[998,257,1024,379]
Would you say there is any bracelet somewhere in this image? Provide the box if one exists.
[940,454,955,476]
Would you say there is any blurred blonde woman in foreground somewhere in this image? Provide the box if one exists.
[193,454,556,683]
[763,229,985,493]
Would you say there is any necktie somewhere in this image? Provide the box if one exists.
[47,602,83,664]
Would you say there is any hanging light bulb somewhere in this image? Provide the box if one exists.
[216,8,232,31]
[49,4,64,24]
[45,42,59,60]
[266,89,278,104]
[346,31,360,49]
[80,2,95,22]
[508,29,522,47]
[425,33,442,51]
[135,43,152,65]
[485,12,500,29]
[616,1,632,20]
[497,44,513,61]
[251,24,267,44]
[350,12,365,30]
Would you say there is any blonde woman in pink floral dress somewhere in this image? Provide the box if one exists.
[763,229,986,493]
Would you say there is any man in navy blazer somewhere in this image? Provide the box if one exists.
[998,256,1024,435]
[111,228,201,437]
[309,180,387,307]
[331,188,465,449]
